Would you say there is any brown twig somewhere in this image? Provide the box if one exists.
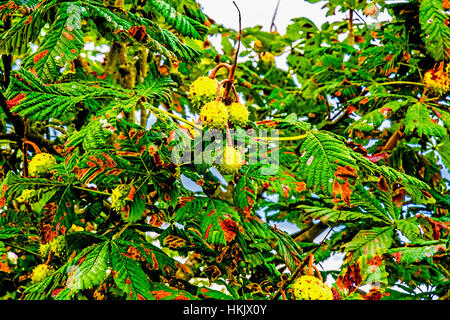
[1,15,12,88]
[382,127,404,151]
[22,120,29,177]
[222,1,242,105]
[348,9,354,45]
[209,63,233,80]
[225,123,233,147]
[270,0,281,33]
[24,139,41,154]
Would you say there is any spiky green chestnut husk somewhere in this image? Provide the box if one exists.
[16,189,36,203]
[31,264,53,283]
[199,101,229,129]
[292,275,333,300]
[39,242,51,257]
[227,102,249,126]
[50,235,66,258]
[261,52,275,69]
[110,184,132,211]
[188,77,222,113]
[28,153,57,177]
[216,146,243,175]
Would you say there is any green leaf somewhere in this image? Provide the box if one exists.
[388,244,446,264]
[437,135,450,171]
[110,241,154,300]
[54,287,76,300]
[296,204,386,224]
[352,152,433,204]
[0,0,57,55]
[84,1,202,61]
[397,219,422,242]
[349,101,407,133]
[345,226,395,260]
[6,69,129,120]
[136,74,177,103]
[405,103,446,137]
[150,282,198,300]
[299,130,358,196]
[233,173,257,212]
[147,0,208,40]
[286,17,318,42]
[351,186,394,224]
[65,120,113,151]
[201,199,240,245]
[271,228,303,272]
[419,0,450,60]
[173,196,209,222]
[22,2,84,82]
[0,226,21,239]
[67,242,110,290]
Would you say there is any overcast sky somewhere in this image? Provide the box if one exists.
[196,0,346,33]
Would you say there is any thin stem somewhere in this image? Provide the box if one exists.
[225,123,233,147]
[24,139,41,154]
[73,185,111,196]
[209,63,233,79]
[3,241,44,260]
[231,84,240,103]
[254,133,307,141]
[348,9,354,45]
[222,2,242,105]
[112,222,131,240]
[150,106,203,131]
[22,120,29,177]
[270,0,281,32]
[377,81,425,87]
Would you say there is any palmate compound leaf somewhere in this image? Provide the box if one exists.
[0,172,76,229]
[102,74,177,115]
[5,68,130,121]
[138,74,177,103]
[21,2,84,83]
[299,130,358,204]
[110,240,154,300]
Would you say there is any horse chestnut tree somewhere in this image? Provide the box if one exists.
[0,0,448,301]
